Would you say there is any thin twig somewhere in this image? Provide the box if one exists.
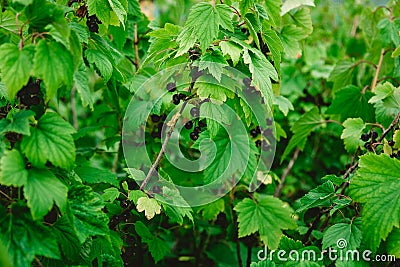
[0,189,12,201]
[378,112,400,142]
[274,148,300,197]
[134,23,140,69]
[140,101,189,190]
[371,48,385,92]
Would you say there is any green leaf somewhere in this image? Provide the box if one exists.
[234,196,296,249]
[0,44,35,99]
[21,113,76,169]
[87,0,111,26]
[386,228,400,257]
[264,0,281,27]
[200,101,230,137]
[0,205,61,267]
[52,217,82,262]
[198,128,251,184]
[220,41,242,66]
[136,196,162,220]
[74,65,95,110]
[243,48,278,109]
[24,168,68,220]
[75,166,119,187]
[282,107,324,161]
[321,174,345,186]
[46,19,70,48]
[239,0,254,15]
[34,40,74,99]
[0,110,35,136]
[200,198,225,221]
[326,85,375,122]
[369,82,400,113]
[328,60,354,92]
[274,95,294,116]
[197,49,228,82]
[341,118,366,153]
[349,153,400,252]
[281,0,315,15]
[244,13,261,49]
[68,185,110,243]
[0,11,19,33]
[107,0,127,28]
[262,30,284,74]
[296,181,335,213]
[0,150,28,187]
[280,25,309,58]
[176,3,233,55]
[135,221,170,263]
[196,75,235,104]
[392,46,400,58]
[322,219,362,250]
[102,188,120,202]
[393,130,400,149]
[85,49,114,82]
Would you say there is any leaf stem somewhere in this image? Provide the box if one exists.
[378,112,400,142]
[134,23,140,69]
[274,148,300,197]
[140,100,189,191]
[371,48,385,92]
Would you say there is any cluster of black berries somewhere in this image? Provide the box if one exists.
[148,113,167,139]
[86,14,102,33]
[361,129,379,150]
[17,79,41,107]
[250,118,274,151]
[185,101,209,141]
[189,48,201,61]
[108,200,133,230]
[243,78,264,104]
[167,82,188,106]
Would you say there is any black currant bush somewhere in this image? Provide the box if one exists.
[0,0,400,266]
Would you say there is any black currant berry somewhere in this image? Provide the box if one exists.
[190,107,199,117]
[184,121,193,129]
[364,142,371,150]
[194,126,201,133]
[120,200,130,209]
[250,129,258,138]
[255,126,261,134]
[241,28,247,34]
[243,78,252,87]
[151,114,160,122]
[255,140,261,147]
[263,128,273,137]
[86,15,101,33]
[189,49,200,61]
[361,133,369,142]
[172,94,180,105]
[262,142,271,151]
[266,118,273,126]
[190,132,199,141]
[166,82,176,92]
[150,131,158,138]
[178,93,186,100]
[388,140,395,147]
[370,130,378,140]
[198,120,206,128]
